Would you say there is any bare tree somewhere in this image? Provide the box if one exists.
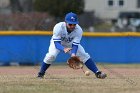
[10,0,33,13]
[10,0,23,12]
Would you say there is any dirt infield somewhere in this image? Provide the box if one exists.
[0,64,139,77]
[0,64,140,93]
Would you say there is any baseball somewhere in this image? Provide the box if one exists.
[85,71,90,76]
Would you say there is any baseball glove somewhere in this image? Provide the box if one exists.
[67,56,84,69]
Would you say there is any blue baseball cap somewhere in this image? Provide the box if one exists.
[65,12,79,24]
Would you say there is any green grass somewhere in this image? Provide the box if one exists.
[0,64,140,93]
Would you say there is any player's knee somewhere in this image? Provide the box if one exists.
[43,55,56,64]
[79,53,90,63]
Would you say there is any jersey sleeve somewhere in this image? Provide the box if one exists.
[52,24,61,42]
[71,28,82,55]
[71,44,78,55]
[52,23,65,51]
[73,26,83,45]
[54,41,64,51]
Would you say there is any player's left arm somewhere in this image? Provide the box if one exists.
[71,27,83,56]
[71,42,79,56]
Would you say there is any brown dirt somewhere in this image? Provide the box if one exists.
[0,65,139,78]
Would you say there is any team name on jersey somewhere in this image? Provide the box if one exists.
[61,36,74,43]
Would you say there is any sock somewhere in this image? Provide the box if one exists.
[85,58,99,73]
[39,62,51,74]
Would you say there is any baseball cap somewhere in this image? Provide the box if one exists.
[65,12,79,24]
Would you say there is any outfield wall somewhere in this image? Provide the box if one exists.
[0,31,140,65]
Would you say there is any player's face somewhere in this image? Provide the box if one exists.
[66,23,76,31]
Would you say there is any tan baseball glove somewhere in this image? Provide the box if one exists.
[67,56,84,69]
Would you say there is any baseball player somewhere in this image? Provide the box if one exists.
[37,12,107,79]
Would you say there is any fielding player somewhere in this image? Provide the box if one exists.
[37,12,107,79]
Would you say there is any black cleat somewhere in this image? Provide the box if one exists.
[95,71,107,79]
[37,72,45,78]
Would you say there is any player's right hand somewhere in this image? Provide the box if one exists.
[64,48,72,53]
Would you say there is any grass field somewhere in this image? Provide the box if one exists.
[0,64,140,93]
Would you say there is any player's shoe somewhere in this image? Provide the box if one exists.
[95,71,107,79]
[37,72,44,78]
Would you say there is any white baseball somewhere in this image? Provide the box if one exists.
[85,71,90,76]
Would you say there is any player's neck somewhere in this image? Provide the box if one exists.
[67,28,72,34]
